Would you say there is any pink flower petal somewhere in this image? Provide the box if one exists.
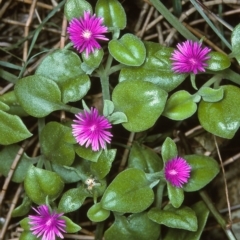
[67,11,108,57]
[164,157,191,188]
[170,40,211,74]
[29,205,66,240]
[72,108,113,151]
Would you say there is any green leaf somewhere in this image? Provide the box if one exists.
[119,42,187,92]
[112,80,168,132]
[128,142,163,173]
[75,145,102,162]
[24,165,64,204]
[82,48,104,69]
[14,75,63,117]
[167,183,184,208]
[103,100,114,117]
[0,110,32,145]
[0,145,33,183]
[104,212,160,240]
[101,168,154,213]
[206,52,231,71]
[19,231,38,240]
[161,137,178,163]
[231,23,240,64]
[58,187,89,213]
[12,195,32,217]
[40,122,75,166]
[90,149,117,179]
[0,91,28,116]
[109,34,146,66]
[87,203,110,222]
[163,201,209,240]
[64,0,92,21]
[96,0,126,30]
[36,49,90,103]
[62,216,81,233]
[108,111,128,124]
[148,205,198,231]
[198,87,224,102]
[20,217,31,231]
[0,100,10,111]
[52,163,81,183]
[198,85,240,139]
[163,90,197,120]
[183,154,220,192]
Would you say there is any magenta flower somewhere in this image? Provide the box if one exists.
[72,108,113,151]
[67,11,108,57]
[164,157,191,188]
[170,40,211,74]
[29,205,66,240]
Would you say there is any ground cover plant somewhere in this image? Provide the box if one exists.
[1,0,240,239]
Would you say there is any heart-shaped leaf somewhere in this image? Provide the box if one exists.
[163,90,197,120]
[58,187,89,213]
[15,75,63,117]
[40,122,75,166]
[90,149,117,179]
[62,216,82,233]
[112,80,168,132]
[12,195,32,217]
[161,137,178,163]
[148,205,197,231]
[19,231,38,240]
[87,203,110,222]
[198,85,240,139]
[52,163,81,183]
[167,183,184,208]
[104,212,160,240]
[231,23,240,64]
[101,168,154,213]
[128,142,163,173]
[64,0,92,21]
[0,110,32,145]
[119,42,187,92]
[0,145,33,183]
[75,145,102,162]
[163,201,209,240]
[96,0,126,30]
[109,34,146,66]
[36,49,90,103]
[206,52,230,71]
[24,166,64,204]
[198,87,224,102]
[183,154,219,192]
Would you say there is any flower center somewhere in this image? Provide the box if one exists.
[189,58,198,65]
[90,124,97,132]
[82,30,92,39]
[169,169,178,176]
[46,217,53,226]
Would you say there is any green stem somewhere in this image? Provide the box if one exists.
[44,158,53,171]
[155,181,165,209]
[220,68,240,85]
[149,0,198,41]
[108,64,125,75]
[61,105,82,114]
[36,156,44,168]
[105,54,114,73]
[94,221,105,240]
[199,190,237,240]
[201,74,222,88]
[98,65,110,100]
[38,117,45,136]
